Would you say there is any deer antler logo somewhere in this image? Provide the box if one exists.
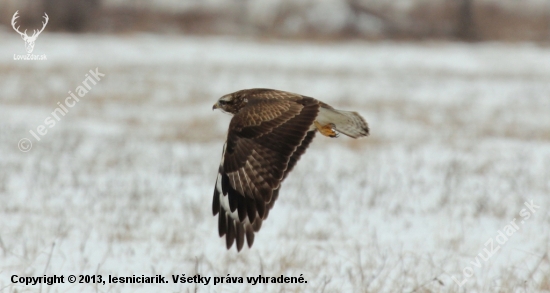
[11,10,49,54]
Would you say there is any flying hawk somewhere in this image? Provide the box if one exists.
[212,88,369,251]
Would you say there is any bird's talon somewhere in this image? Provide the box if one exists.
[314,121,338,137]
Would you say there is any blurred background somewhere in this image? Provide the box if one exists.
[1,1,550,293]
[1,0,550,41]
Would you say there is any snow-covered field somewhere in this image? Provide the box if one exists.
[1,33,549,292]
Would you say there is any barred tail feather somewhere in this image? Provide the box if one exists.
[318,107,369,138]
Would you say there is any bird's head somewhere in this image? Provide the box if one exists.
[213,92,248,114]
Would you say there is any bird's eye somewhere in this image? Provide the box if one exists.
[219,100,227,105]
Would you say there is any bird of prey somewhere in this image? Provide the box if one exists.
[212,88,369,251]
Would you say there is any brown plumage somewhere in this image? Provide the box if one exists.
[212,88,369,251]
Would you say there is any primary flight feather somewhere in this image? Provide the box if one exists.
[212,88,369,251]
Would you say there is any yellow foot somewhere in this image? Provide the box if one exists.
[314,121,338,138]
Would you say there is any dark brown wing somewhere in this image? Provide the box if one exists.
[212,89,319,251]
[263,130,316,220]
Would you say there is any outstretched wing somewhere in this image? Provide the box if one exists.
[212,90,319,251]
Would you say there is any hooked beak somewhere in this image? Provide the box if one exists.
[212,102,219,110]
